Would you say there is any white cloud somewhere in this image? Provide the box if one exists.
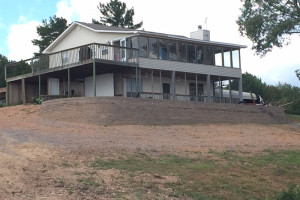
[7,21,40,61]
[56,0,100,23]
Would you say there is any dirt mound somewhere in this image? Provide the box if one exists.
[40,97,292,125]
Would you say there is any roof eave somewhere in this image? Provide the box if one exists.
[43,21,138,54]
[137,31,247,49]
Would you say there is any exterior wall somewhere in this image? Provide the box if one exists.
[8,81,22,105]
[139,58,242,78]
[84,73,114,97]
[49,26,134,53]
[48,78,60,95]
[142,76,210,96]
[25,83,39,103]
[114,73,123,96]
[58,80,84,96]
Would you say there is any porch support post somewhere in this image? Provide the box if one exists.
[229,77,232,104]
[151,69,154,98]
[206,74,211,103]
[171,71,176,100]
[67,68,70,98]
[239,77,243,101]
[195,74,198,102]
[135,66,138,97]
[93,60,96,97]
[219,76,222,103]
[139,68,142,96]
[159,70,162,99]
[6,82,8,106]
[184,73,187,101]
[38,75,41,100]
[21,78,26,104]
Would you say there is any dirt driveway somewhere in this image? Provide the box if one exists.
[0,105,299,199]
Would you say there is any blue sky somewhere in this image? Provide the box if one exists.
[0,0,57,55]
[0,0,299,87]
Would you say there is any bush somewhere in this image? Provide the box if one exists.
[277,185,300,200]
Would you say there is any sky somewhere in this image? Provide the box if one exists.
[0,0,299,87]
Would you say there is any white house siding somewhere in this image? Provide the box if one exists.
[47,78,60,95]
[142,76,208,96]
[49,26,134,53]
[84,73,114,97]
[139,58,242,78]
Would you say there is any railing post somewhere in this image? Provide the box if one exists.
[38,75,41,100]
[160,70,162,100]
[135,66,138,97]
[68,68,70,98]
[6,81,8,106]
[31,58,33,75]
[195,74,198,102]
[93,44,96,97]
[206,74,211,103]
[229,77,232,104]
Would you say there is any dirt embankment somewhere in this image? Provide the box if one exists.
[40,97,292,125]
[0,100,299,199]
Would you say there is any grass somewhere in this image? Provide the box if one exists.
[89,150,300,199]
[76,177,100,188]
[287,114,300,122]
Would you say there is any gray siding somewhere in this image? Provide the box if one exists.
[139,58,242,78]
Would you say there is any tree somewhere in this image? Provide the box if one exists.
[32,15,68,56]
[296,69,300,80]
[0,54,8,88]
[93,0,143,29]
[237,0,300,55]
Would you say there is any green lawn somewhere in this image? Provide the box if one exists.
[85,150,300,199]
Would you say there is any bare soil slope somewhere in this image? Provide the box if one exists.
[40,97,291,125]
[0,102,299,199]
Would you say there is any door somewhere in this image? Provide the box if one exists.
[162,83,170,99]
[120,38,126,62]
[189,83,204,101]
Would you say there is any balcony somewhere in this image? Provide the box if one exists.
[5,43,139,81]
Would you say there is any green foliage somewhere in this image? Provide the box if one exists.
[93,0,143,29]
[32,15,68,56]
[237,0,300,56]
[296,69,300,81]
[0,54,8,88]
[276,185,300,200]
[237,72,300,115]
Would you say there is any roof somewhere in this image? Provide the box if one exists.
[75,21,136,32]
[43,21,246,54]
[43,21,138,53]
[137,31,247,49]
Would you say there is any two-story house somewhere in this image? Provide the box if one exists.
[5,22,246,105]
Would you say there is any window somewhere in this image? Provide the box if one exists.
[126,78,137,97]
[204,46,214,65]
[187,44,195,63]
[178,42,187,62]
[195,45,204,64]
[158,39,168,60]
[149,38,158,59]
[223,48,231,67]
[168,41,177,61]
[138,37,148,57]
[189,83,204,101]
[232,50,240,68]
[214,47,223,66]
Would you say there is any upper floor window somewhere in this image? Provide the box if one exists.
[138,36,148,58]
